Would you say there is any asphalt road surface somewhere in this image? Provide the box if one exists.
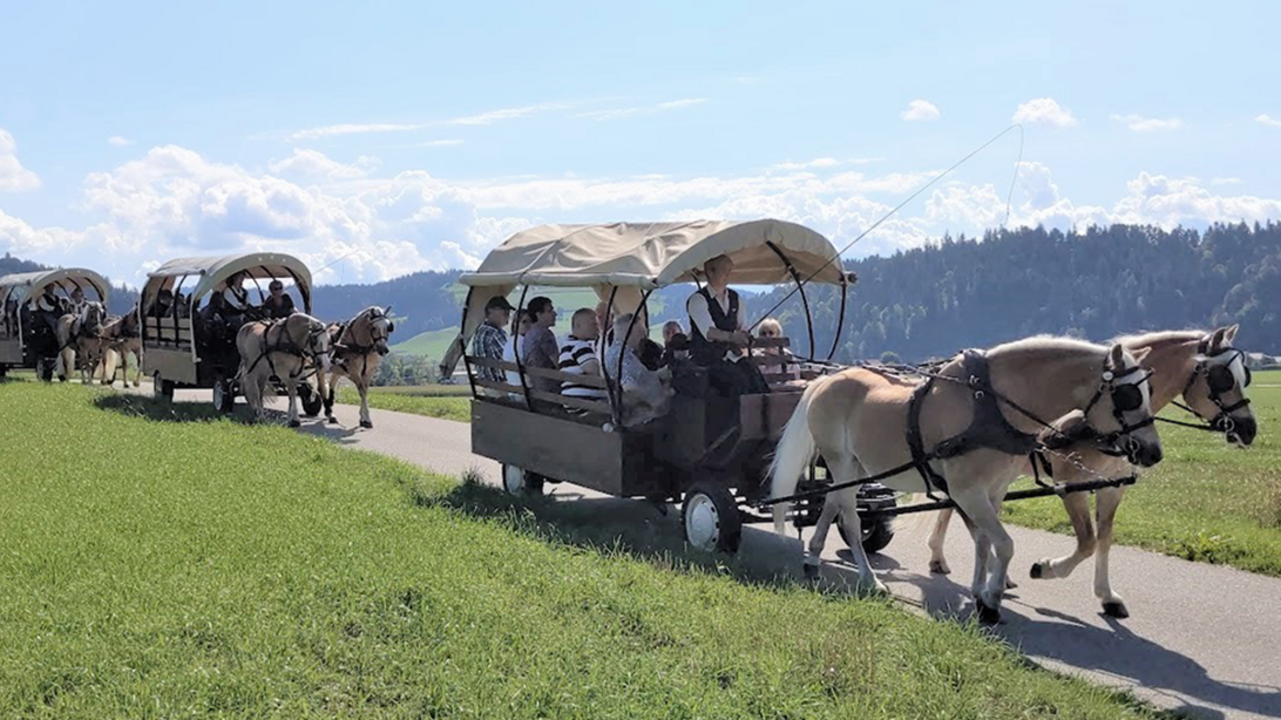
[154,386,1281,719]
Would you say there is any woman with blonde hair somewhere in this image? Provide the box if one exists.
[754,318,798,379]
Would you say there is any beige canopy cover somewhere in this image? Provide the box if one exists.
[441,219,849,375]
[142,253,313,311]
[0,268,111,307]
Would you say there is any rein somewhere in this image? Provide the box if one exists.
[1159,342,1251,436]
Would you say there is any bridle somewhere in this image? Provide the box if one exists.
[337,307,394,356]
[1046,361,1156,460]
[1166,339,1252,436]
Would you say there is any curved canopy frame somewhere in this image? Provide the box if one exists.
[0,268,111,308]
[141,253,313,313]
[443,218,852,376]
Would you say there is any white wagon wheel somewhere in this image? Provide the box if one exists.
[152,371,174,401]
[682,480,742,554]
[501,464,545,496]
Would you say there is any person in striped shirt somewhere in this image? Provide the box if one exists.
[558,308,607,400]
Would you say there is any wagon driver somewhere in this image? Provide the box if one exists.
[686,254,769,395]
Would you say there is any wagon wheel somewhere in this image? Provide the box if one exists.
[152,371,174,401]
[837,512,896,555]
[682,480,742,554]
[300,382,323,418]
[502,464,545,496]
[212,375,236,414]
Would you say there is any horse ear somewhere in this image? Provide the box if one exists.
[1208,327,1228,353]
[1224,324,1240,345]
[384,305,392,316]
[1108,343,1126,369]
[1131,347,1152,365]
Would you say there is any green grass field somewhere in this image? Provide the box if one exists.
[335,384,472,423]
[0,383,1158,718]
[1005,370,1281,576]
[389,327,459,358]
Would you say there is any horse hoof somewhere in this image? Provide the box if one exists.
[1102,601,1130,619]
[928,560,950,575]
[1005,578,1018,590]
[328,416,339,425]
[359,420,373,429]
[976,600,1002,626]
[58,376,67,383]
[289,420,301,429]
[1030,562,1045,579]
[802,563,821,581]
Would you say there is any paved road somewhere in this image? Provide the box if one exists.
[158,387,1281,719]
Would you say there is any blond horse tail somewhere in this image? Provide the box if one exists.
[769,376,829,535]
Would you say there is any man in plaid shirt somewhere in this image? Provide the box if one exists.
[472,295,515,382]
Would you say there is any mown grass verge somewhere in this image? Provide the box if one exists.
[334,384,471,423]
[0,382,1160,719]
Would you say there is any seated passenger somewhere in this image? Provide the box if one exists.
[605,313,671,427]
[686,254,769,396]
[503,309,534,389]
[519,296,560,393]
[661,320,690,366]
[662,320,683,346]
[262,280,296,319]
[472,295,514,384]
[67,288,88,318]
[754,318,799,379]
[30,283,61,334]
[174,292,189,319]
[151,289,175,319]
[558,308,606,401]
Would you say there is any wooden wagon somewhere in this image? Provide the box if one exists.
[440,219,895,553]
[0,268,111,381]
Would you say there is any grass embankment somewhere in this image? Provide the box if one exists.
[334,383,472,423]
[0,383,1157,719]
[1005,370,1281,576]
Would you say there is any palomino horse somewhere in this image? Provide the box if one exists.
[926,325,1257,618]
[322,306,394,429]
[98,307,143,387]
[235,313,332,427]
[769,337,1164,622]
[55,301,107,383]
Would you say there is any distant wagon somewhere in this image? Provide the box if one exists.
[0,268,110,381]
[140,253,324,415]
[440,219,895,553]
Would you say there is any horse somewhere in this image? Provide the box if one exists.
[98,307,143,387]
[768,337,1164,623]
[54,301,107,383]
[321,306,394,429]
[925,325,1257,618]
[235,313,332,427]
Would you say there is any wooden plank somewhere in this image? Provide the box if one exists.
[466,355,609,389]
[472,377,525,395]
[528,388,611,415]
[749,337,791,349]
[472,400,627,494]
[740,391,803,440]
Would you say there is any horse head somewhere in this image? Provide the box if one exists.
[1182,325,1257,447]
[364,305,394,356]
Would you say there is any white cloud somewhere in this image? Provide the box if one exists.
[414,139,465,148]
[1256,114,1281,127]
[0,128,41,192]
[1110,114,1183,132]
[108,136,134,147]
[268,149,378,181]
[774,157,841,170]
[1012,97,1077,127]
[900,100,940,122]
[286,122,428,142]
[445,101,577,126]
[573,98,707,121]
[1211,177,1243,186]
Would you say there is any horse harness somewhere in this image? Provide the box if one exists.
[1163,338,1252,436]
[244,318,328,382]
[331,309,394,368]
[905,349,1154,499]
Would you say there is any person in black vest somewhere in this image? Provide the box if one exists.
[262,279,296,319]
[685,254,769,396]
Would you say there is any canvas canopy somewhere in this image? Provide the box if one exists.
[142,253,312,311]
[441,219,851,375]
[459,219,847,290]
[0,268,111,307]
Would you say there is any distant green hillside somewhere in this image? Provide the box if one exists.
[390,327,459,359]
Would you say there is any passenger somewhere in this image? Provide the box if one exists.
[503,309,534,389]
[30,283,61,334]
[67,288,88,318]
[151,289,175,319]
[605,313,671,427]
[661,320,690,366]
[662,320,683,346]
[472,295,514,383]
[519,296,559,393]
[686,254,769,396]
[174,292,189,319]
[558,308,607,401]
[262,279,296,319]
[594,300,613,360]
[221,272,252,320]
[755,318,799,379]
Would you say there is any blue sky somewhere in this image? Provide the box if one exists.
[2,1,1280,286]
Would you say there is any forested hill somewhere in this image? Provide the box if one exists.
[746,222,1281,361]
[312,270,462,337]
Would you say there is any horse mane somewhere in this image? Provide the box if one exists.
[1111,329,1204,349]
[986,334,1105,359]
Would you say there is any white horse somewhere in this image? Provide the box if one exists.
[235,313,332,427]
[98,307,143,387]
[55,301,107,383]
[769,337,1164,622]
[926,326,1257,618]
[322,306,394,429]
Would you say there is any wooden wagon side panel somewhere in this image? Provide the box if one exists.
[143,347,199,386]
[0,339,22,365]
[472,400,639,496]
